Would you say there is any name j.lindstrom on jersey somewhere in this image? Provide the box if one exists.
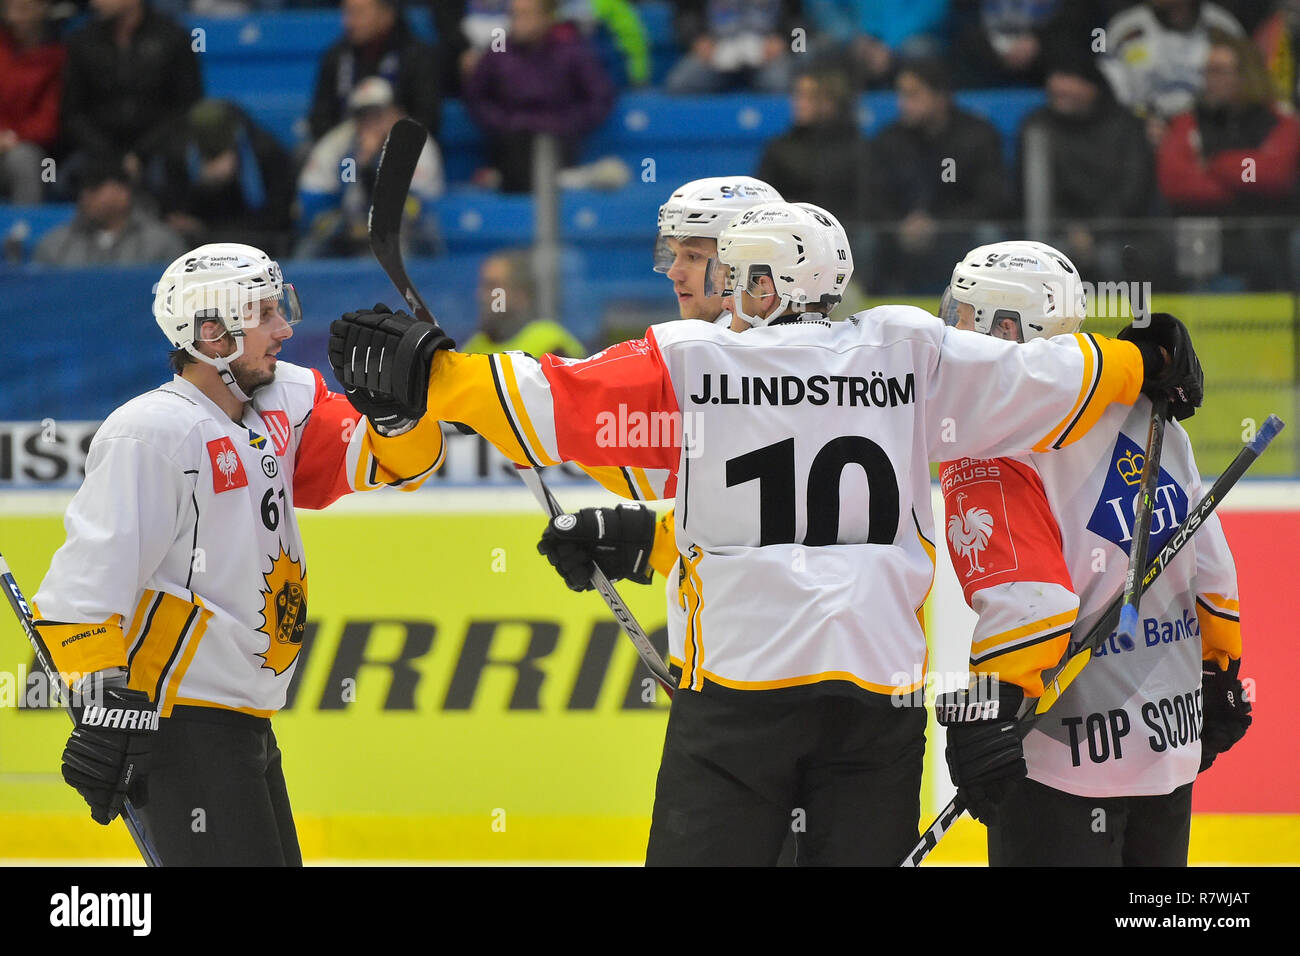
[689,372,915,408]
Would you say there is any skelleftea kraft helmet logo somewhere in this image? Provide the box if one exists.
[183,254,243,271]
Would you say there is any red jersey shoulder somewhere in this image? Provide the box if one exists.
[543,335,657,375]
[206,436,249,493]
[940,456,1070,599]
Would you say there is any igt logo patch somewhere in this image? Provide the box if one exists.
[1085,433,1187,558]
[206,437,248,493]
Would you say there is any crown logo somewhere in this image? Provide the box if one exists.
[1117,449,1144,485]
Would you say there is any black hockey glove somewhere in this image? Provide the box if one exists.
[62,676,156,825]
[936,679,1026,823]
[328,303,455,431]
[537,505,657,592]
[1117,312,1203,422]
[1199,657,1252,773]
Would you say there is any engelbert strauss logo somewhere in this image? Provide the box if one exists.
[1086,434,1188,558]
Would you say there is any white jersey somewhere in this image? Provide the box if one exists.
[1098,3,1244,119]
[941,399,1241,796]
[422,305,1148,699]
[34,363,442,717]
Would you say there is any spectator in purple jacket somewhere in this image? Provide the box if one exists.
[463,0,615,192]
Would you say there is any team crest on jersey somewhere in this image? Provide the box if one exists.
[260,410,292,456]
[1085,433,1188,557]
[257,547,307,675]
[206,437,248,492]
[946,483,1006,580]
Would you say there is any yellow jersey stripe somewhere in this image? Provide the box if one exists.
[159,604,211,718]
[1033,334,1097,452]
[124,592,154,648]
[649,510,678,578]
[975,627,1073,698]
[500,354,558,467]
[630,467,655,501]
[913,508,936,630]
[686,553,706,691]
[1198,604,1242,670]
[126,592,197,704]
[679,547,704,690]
[32,613,129,685]
[1198,593,1241,618]
[969,608,1078,658]
[697,666,926,696]
[169,698,277,719]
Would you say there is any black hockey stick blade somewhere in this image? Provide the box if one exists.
[369,117,438,326]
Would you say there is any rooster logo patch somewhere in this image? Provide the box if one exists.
[947,492,996,578]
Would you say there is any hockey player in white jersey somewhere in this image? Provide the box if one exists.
[935,240,1250,865]
[537,176,784,678]
[32,243,446,865]
[327,203,1206,865]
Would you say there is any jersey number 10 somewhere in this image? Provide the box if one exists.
[725,437,900,547]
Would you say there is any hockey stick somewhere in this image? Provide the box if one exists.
[369,117,438,326]
[901,414,1285,867]
[516,466,676,696]
[0,553,162,867]
[366,121,675,695]
[1115,396,1170,650]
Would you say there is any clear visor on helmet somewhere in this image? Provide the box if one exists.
[939,286,962,327]
[243,284,302,328]
[653,234,725,297]
[193,284,302,340]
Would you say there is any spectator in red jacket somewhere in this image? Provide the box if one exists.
[1158,28,1300,286]
[0,0,64,203]
[464,0,614,192]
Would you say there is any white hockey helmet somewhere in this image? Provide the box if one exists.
[153,243,301,400]
[653,176,783,296]
[939,240,1086,342]
[716,200,854,327]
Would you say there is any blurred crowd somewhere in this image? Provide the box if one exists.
[3,0,1300,293]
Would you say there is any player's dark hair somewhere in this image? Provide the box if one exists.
[169,348,195,375]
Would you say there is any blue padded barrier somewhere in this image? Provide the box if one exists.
[0,252,629,420]
[0,204,77,260]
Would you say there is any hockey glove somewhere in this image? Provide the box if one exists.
[62,675,156,825]
[936,679,1026,823]
[537,505,657,592]
[328,303,455,430]
[1117,312,1204,422]
[1199,657,1252,773]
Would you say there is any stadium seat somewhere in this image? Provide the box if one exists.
[0,204,78,262]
